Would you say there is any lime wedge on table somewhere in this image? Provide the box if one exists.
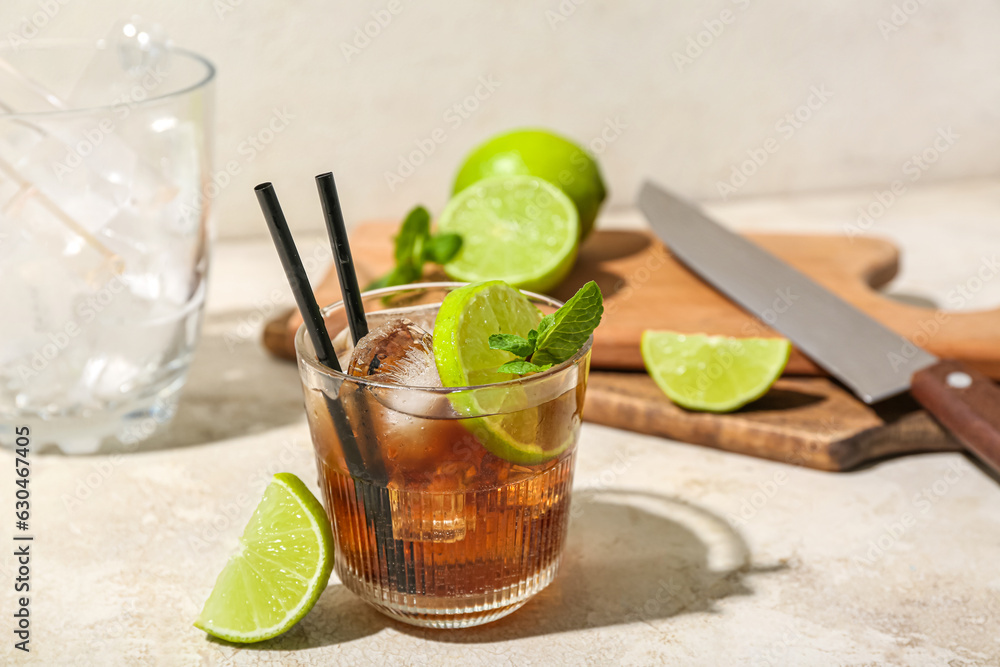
[641,331,792,413]
[452,128,607,240]
[438,175,579,294]
[433,281,573,465]
[194,473,333,643]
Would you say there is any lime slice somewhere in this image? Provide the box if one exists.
[434,281,573,464]
[453,128,607,239]
[434,280,543,386]
[194,473,334,643]
[438,175,579,294]
[641,331,792,413]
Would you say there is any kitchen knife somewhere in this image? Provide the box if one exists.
[638,180,1000,474]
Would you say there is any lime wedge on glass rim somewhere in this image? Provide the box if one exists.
[641,331,792,413]
[433,281,574,465]
[194,473,333,643]
[437,175,579,294]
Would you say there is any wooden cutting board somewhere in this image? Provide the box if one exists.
[585,372,960,471]
[262,221,998,470]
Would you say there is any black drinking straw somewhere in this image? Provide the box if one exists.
[255,183,341,371]
[254,183,388,490]
[315,172,411,594]
[255,182,374,493]
[315,172,368,344]
[256,182,408,588]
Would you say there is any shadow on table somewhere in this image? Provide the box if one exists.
[552,229,652,303]
[205,584,384,657]
[229,490,780,652]
[398,489,780,644]
[129,309,306,452]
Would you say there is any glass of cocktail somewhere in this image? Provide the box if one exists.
[295,282,591,628]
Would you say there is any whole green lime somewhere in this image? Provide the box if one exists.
[453,128,607,240]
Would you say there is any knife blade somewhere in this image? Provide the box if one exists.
[638,180,1000,473]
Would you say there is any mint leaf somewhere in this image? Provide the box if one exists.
[394,206,430,266]
[365,273,391,290]
[366,264,419,290]
[424,233,462,264]
[531,281,603,366]
[367,206,461,291]
[487,282,603,377]
[489,333,535,358]
[498,360,552,375]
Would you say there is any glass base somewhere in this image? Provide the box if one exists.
[344,560,560,629]
[320,454,575,630]
[1,374,184,455]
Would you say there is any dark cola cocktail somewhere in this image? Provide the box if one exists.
[295,282,594,628]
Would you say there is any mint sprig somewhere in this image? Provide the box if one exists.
[366,206,462,290]
[489,281,603,375]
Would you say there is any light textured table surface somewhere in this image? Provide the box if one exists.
[4,179,1000,666]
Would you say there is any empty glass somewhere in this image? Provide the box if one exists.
[0,36,215,453]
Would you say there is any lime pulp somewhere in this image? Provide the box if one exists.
[438,175,579,294]
[194,473,334,643]
[433,281,575,465]
[641,330,792,412]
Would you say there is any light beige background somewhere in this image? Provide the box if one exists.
[4,0,999,238]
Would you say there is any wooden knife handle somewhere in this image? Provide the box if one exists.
[911,359,1000,474]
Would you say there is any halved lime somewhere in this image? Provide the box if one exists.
[641,331,792,413]
[452,128,607,239]
[433,281,572,464]
[434,280,543,386]
[438,175,579,294]
[194,473,334,643]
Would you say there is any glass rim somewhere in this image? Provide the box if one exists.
[295,281,593,393]
[0,39,216,119]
